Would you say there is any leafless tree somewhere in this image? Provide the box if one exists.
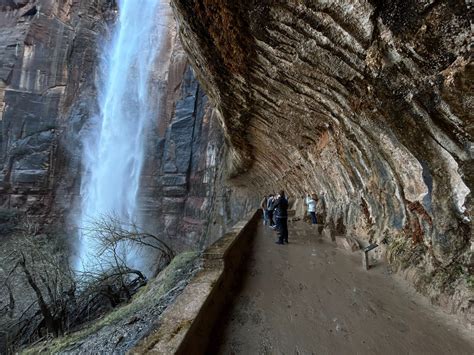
[81,213,174,273]
[1,224,76,348]
[1,215,174,353]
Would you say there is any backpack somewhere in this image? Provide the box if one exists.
[279,197,289,211]
[274,196,289,218]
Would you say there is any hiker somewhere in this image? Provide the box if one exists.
[273,190,289,244]
[260,195,268,225]
[267,194,275,227]
[305,193,318,224]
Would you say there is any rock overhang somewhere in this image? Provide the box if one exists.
[170,0,473,313]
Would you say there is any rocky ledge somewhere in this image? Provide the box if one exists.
[170,0,473,323]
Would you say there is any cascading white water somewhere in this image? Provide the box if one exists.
[76,0,166,272]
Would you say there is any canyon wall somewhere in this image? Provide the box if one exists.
[0,0,114,219]
[137,43,256,253]
[170,0,473,321]
[1,0,471,338]
[0,0,252,250]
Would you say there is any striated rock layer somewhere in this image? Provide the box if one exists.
[170,0,473,322]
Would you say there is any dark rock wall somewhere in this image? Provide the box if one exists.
[0,0,113,217]
[143,63,255,252]
[170,0,473,321]
[121,14,256,253]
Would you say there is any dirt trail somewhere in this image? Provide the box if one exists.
[213,222,474,354]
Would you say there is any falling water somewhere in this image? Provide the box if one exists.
[77,0,166,272]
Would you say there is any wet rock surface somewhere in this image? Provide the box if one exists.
[171,0,473,321]
[0,0,114,217]
[213,222,474,354]
[137,49,256,252]
[0,0,472,351]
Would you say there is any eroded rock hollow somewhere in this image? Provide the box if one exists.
[170,0,473,320]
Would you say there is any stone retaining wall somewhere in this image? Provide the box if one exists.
[132,210,261,354]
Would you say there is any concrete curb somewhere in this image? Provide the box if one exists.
[131,210,261,354]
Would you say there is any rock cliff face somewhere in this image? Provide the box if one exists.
[170,0,473,320]
[0,0,252,251]
[1,0,471,334]
[136,46,256,252]
[0,0,114,217]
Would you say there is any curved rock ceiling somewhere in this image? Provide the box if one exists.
[171,0,472,314]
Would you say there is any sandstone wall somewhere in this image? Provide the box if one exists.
[170,0,473,320]
[140,61,256,253]
[0,0,114,217]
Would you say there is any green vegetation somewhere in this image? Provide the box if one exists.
[387,233,426,270]
[431,262,465,294]
[388,234,472,296]
[467,274,474,290]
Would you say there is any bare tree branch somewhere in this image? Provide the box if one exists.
[2,214,175,351]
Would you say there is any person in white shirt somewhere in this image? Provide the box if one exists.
[305,193,318,224]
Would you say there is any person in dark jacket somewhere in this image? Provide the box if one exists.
[273,190,289,244]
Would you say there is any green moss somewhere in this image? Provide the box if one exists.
[431,263,466,294]
[414,272,433,294]
[467,275,474,290]
[387,234,426,270]
[23,251,200,354]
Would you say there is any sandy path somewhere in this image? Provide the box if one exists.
[212,222,474,354]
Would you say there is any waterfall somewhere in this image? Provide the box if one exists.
[76,0,166,272]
